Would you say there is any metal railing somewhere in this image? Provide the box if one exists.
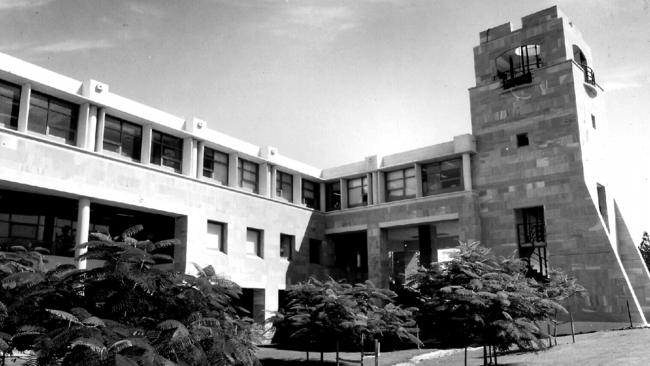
[582,64,596,86]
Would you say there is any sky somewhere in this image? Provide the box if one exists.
[1,0,649,233]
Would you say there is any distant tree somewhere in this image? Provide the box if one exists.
[271,278,420,351]
[405,242,585,366]
[0,225,260,366]
[638,232,650,271]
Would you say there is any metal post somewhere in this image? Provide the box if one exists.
[336,341,340,366]
[374,340,379,366]
[360,334,364,364]
[627,300,633,328]
[570,312,575,344]
[547,324,552,347]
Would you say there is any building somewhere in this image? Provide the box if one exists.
[0,6,648,330]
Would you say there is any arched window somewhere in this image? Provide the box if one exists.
[572,45,588,66]
[495,44,542,88]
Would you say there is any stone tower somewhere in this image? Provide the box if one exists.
[469,6,650,327]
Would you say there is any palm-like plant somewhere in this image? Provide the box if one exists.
[0,225,260,366]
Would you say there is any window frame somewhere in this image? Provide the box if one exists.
[302,179,320,210]
[203,147,229,185]
[246,228,264,258]
[28,91,79,145]
[385,167,416,202]
[207,221,227,253]
[150,130,183,173]
[280,233,294,260]
[0,80,21,130]
[238,158,259,193]
[103,115,143,161]
[325,181,341,211]
[516,133,529,147]
[347,176,368,208]
[275,170,293,202]
[421,158,463,196]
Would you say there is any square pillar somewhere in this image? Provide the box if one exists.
[76,103,90,148]
[366,173,373,205]
[462,153,472,191]
[319,183,327,212]
[95,108,106,153]
[258,162,270,196]
[86,106,98,151]
[17,83,31,133]
[228,152,239,187]
[196,141,205,179]
[377,171,386,203]
[415,163,424,197]
[182,137,197,177]
[292,173,302,205]
[141,125,153,165]
[269,165,277,197]
[367,225,389,288]
[340,178,348,209]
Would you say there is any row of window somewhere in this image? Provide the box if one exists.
[206,221,322,263]
[0,79,465,210]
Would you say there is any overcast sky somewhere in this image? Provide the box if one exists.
[1,0,649,232]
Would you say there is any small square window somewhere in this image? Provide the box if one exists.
[280,234,294,260]
[516,133,529,147]
[309,239,321,264]
[591,114,596,129]
[246,228,263,258]
[207,221,226,253]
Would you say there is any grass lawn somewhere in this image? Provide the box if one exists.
[415,327,650,366]
[258,328,650,366]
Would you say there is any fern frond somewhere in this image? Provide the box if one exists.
[151,239,180,251]
[121,225,144,239]
[151,254,174,263]
[32,247,51,255]
[2,272,44,289]
[70,337,107,355]
[83,317,106,327]
[89,232,112,242]
[46,309,81,324]
[9,245,27,252]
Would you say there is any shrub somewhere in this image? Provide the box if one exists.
[271,278,419,351]
[404,241,584,355]
[0,225,260,366]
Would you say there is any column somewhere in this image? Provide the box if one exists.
[415,163,424,197]
[140,125,153,165]
[319,183,326,212]
[76,103,90,148]
[371,172,380,205]
[228,152,239,187]
[196,141,205,179]
[367,224,389,288]
[366,173,373,205]
[182,137,197,177]
[94,108,106,153]
[74,198,91,270]
[17,83,31,132]
[292,174,302,205]
[462,153,472,191]
[269,165,277,197]
[340,178,348,209]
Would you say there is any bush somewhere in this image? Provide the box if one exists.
[271,278,420,351]
[404,241,585,353]
[0,225,260,366]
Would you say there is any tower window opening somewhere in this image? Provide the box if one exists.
[495,44,542,89]
[516,133,529,147]
[591,114,596,129]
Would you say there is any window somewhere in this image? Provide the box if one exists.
[385,167,416,201]
[276,170,293,201]
[103,116,142,161]
[597,184,609,230]
[246,228,263,257]
[0,214,45,242]
[309,238,321,264]
[515,206,548,278]
[203,147,229,184]
[0,80,20,129]
[421,158,462,196]
[280,234,293,260]
[347,176,368,208]
[28,91,78,145]
[207,221,226,253]
[326,181,341,211]
[238,158,259,193]
[495,44,542,89]
[516,133,529,147]
[151,131,183,173]
[591,114,596,129]
[302,179,320,210]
